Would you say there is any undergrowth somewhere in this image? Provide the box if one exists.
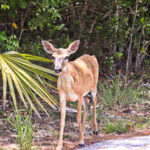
[7,109,34,150]
[98,75,141,109]
[102,120,129,134]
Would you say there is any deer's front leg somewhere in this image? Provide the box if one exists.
[77,96,84,147]
[56,94,66,150]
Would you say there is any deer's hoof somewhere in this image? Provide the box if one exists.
[56,147,62,150]
[56,145,62,150]
[93,131,98,135]
[79,144,85,147]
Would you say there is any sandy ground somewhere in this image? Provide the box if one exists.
[75,135,150,150]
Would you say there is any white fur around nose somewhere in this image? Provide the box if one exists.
[54,58,63,70]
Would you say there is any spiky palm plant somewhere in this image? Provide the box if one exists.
[0,51,58,116]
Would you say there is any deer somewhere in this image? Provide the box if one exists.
[42,40,99,150]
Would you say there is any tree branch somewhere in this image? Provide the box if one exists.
[19,1,31,44]
[126,0,138,76]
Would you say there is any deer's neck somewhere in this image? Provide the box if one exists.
[59,62,73,91]
[59,62,78,102]
[61,61,69,72]
[60,62,72,83]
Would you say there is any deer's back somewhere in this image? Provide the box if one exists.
[68,54,99,93]
[57,54,99,101]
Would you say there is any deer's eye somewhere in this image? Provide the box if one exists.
[64,56,69,60]
[51,56,55,60]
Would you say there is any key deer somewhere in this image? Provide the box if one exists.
[42,40,99,150]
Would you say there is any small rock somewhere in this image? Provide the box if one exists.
[130,110,137,115]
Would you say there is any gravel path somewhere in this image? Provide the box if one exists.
[75,135,150,150]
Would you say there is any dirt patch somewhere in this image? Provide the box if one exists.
[1,99,150,150]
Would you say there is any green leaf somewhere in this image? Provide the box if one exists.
[96,26,103,30]
[6,55,57,78]
[140,17,145,24]
[7,74,17,109]
[0,52,58,115]
[115,52,123,59]
[19,0,27,9]
[18,53,53,63]
[140,47,146,53]
[53,24,65,30]
[2,70,7,109]
[1,4,10,10]
[5,57,57,107]
[50,0,59,7]
[10,71,27,108]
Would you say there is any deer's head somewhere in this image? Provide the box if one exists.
[42,40,80,73]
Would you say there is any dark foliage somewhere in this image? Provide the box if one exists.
[0,0,150,78]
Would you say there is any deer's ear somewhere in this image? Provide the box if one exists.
[42,40,55,54]
[68,40,80,54]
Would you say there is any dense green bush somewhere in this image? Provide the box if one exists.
[0,0,150,75]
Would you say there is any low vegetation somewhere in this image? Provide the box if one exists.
[0,0,150,149]
[0,76,150,149]
[98,75,141,108]
[7,109,34,150]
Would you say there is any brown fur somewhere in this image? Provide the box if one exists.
[42,40,99,150]
[57,54,99,150]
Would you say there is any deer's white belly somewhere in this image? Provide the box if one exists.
[66,90,78,102]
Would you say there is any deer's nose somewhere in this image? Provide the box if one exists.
[55,68,62,73]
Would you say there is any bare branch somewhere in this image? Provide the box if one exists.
[126,0,138,76]
[19,1,31,44]
[89,16,97,34]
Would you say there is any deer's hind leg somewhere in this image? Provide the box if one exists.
[77,96,85,147]
[82,96,89,134]
[91,88,98,135]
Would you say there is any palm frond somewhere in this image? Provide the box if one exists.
[0,51,58,116]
